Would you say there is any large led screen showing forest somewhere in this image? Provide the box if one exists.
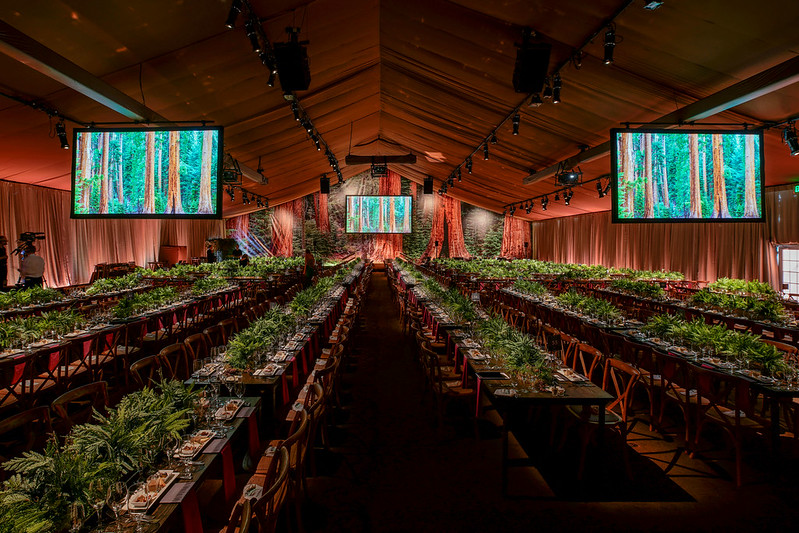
[345,196,412,233]
[611,129,764,222]
[71,126,222,218]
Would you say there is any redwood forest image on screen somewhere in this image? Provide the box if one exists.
[345,196,412,233]
[612,130,763,221]
[71,127,221,217]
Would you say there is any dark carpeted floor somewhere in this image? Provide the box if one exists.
[299,272,799,533]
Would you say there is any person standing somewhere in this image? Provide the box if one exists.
[0,235,7,290]
[206,242,216,263]
[303,248,316,288]
[17,245,45,288]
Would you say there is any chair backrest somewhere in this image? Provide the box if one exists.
[203,325,226,350]
[130,355,164,389]
[218,318,239,344]
[601,358,640,422]
[0,354,29,411]
[252,446,290,533]
[183,333,209,364]
[694,365,758,424]
[159,343,190,380]
[0,406,52,478]
[314,356,341,401]
[659,352,694,405]
[52,381,109,432]
[222,498,252,533]
[281,409,309,483]
[574,343,603,382]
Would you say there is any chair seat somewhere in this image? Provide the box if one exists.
[666,387,708,404]
[706,409,769,428]
[442,381,475,396]
[566,404,624,426]
[112,345,141,356]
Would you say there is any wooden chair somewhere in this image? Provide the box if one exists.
[251,446,291,533]
[158,343,191,380]
[658,353,697,448]
[572,342,603,383]
[265,410,309,532]
[425,347,476,434]
[221,498,252,533]
[693,365,770,486]
[51,381,109,433]
[0,354,29,413]
[130,355,166,389]
[183,333,209,365]
[565,357,641,479]
[219,318,240,344]
[203,325,227,353]
[0,406,53,479]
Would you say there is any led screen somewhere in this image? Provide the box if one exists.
[345,196,412,233]
[611,129,764,222]
[71,126,222,218]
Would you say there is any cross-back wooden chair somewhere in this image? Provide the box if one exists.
[251,446,291,533]
[51,380,109,433]
[129,354,166,390]
[158,343,191,380]
[0,406,52,480]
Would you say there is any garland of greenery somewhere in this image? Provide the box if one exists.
[706,277,777,296]
[0,380,197,533]
[0,287,65,310]
[85,273,145,296]
[513,279,549,298]
[690,289,788,324]
[641,314,786,374]
[0,310,86,351]
[434,258,685,281]
[111,286,181,319]
[609,279,665,300]
[555,290,624,324]
[190,275,231,296]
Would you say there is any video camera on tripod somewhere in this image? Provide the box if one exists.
[11,232,45,256]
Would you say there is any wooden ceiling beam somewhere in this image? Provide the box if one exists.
[522,54,799,185]
[0,20,167,123]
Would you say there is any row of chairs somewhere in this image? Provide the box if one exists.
[220,264,372,532]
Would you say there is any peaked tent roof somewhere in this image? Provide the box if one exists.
[0,0,798,220]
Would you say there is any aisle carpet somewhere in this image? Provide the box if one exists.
[300,272,799,532]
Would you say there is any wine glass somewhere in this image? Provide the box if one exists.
[69,501,85,533]
[107,481,128,533]
[233,379,245,401]
[88,479,106,522]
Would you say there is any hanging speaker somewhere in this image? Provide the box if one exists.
[423,176,433,195]
[274,31,311,93]
[320,176,330,194]
[513,42,551,94]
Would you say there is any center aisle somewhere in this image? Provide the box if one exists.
[302,271,799,533]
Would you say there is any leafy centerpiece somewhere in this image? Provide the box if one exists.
[0,310,86,351]
[0,287,66,310]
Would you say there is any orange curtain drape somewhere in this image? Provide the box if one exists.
[501,215,531,258]
[531,210,778,285]
[371,170,403,260]
[270,202,296,257]
[0,180,224,287]
[225,214,249,241]
[423,195,446,258]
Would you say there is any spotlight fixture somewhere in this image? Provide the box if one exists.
[556,166,582,185]
[502,207,507,216]
[456,167,462,181]
[554,191,560,201]
[512,114,520,135]
[226,186,236,202]
[245,19,262,54]
[643,1,664,10]
[525,203,532,214]
[447,175,454,187]
[267,70,276,87]
[55,120,69,150]
[510,204,516,216]
[552,74,562,104]
[256,196,264,208]
[483,143,489,161]
[528,93,543,107]
[564,188,573,206]
[465,157,472,174]
[242,191,250,204]
[603,24,617,65]
[224,0,243,29]
[597,180,606,198]
[256,156,267,184]
[490,134,498,144]
[783,124,799,156]
[541,195,549,211]
[336,170,343,184]
[311,135,321,151]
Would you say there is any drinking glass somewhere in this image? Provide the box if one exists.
[107,481,128,532]
[88,479,106,522]
[233,379,245,401]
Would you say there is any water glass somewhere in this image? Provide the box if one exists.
[107,482,128,532]
[69,501,85,533]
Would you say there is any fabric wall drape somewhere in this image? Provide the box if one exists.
[445,196,471,259]
[371,170,403,260]
[225,214,249,241]
[531,209,779,285]
[0,180,224,287]
[314,192,330,234]
[501,215,531,258]
[423,195,446,258]
[270,202,295,257]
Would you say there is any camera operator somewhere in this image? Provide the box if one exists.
[0,235,7,290]
[17,245,44,288]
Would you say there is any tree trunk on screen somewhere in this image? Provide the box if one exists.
[620,132,634,215]
[78,131,92,210]
[445,196,471,258]
[99,132,110,214]
[372,170,403,260]
[314,192,330,233]
[701,151,708,196]
[389,197,396,232]
[423,195,446,258]
[688,134,702,218]
[165,131,184,214]
[156,146,162,193]
[116,133,124,204]
[197,130,214,214]
[378,196,385,231]
[744,135,759,217]
[143,131,156,213]
[711,134,730,218]
[661,136,669,210]
[644,133,654,218]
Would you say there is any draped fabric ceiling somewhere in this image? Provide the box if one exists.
[1,0,798,223]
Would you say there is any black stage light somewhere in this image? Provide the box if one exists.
[320,175,330,194]
[55,120,69,149]
[512,114,520,135]
[225,0,242,29]
[245,20,262,53]
[483,144,489,161]
[784,125,799,156]
[604,25,616,65]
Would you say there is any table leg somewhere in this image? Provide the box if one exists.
[770,396,781,458]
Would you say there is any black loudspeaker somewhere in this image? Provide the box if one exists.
[512,43,551,94]
[423,177,433,195]
[320,176,330,194]
[275,42,311,92]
